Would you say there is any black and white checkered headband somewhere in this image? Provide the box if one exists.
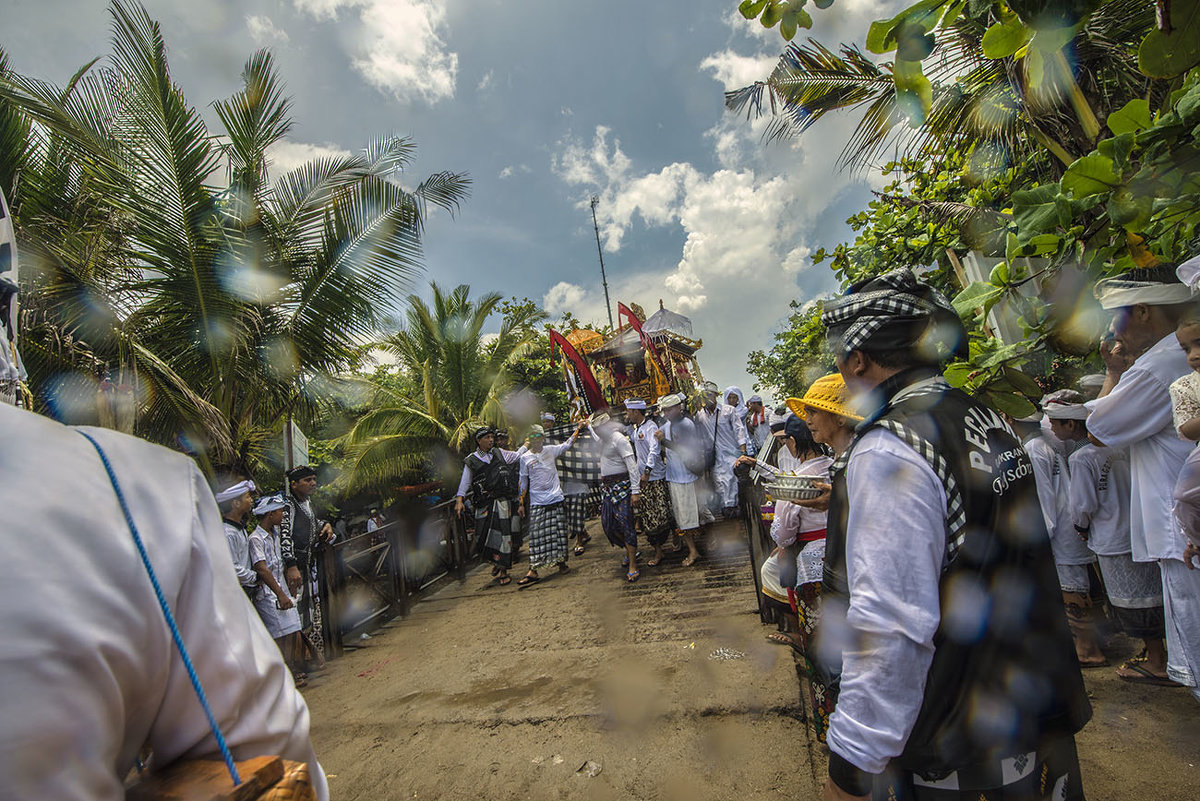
[821,268,961,356]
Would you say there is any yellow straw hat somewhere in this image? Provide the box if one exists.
[786,373,863,422]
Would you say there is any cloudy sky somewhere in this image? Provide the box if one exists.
[5,0,903,397]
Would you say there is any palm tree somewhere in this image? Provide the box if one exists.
[0,0,469,476]
[726,0,1162,173]
[345,283,546,495]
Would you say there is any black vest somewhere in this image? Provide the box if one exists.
[465,450,520,507]
[823,373,1090,776]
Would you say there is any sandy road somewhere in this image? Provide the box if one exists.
[302,518,1198,800]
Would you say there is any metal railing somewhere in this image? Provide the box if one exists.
[317,499,473,658]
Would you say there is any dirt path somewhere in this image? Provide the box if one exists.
[303,520,816,800]
[302,519,1198,800]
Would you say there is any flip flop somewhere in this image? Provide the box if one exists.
[625,570,640,583]
[574,546,586,555]
[517,574,540,586]
[647,558,662,567]
[497,575,512,586]
[1117,661,1180,686]
[491,565,501,577]
[681,555,700,567]
[580,534,592,545]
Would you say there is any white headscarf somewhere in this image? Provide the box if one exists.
[723,385,747,419]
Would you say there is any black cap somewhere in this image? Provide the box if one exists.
[287,465,317,482]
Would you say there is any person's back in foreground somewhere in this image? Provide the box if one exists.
[0,403,327,800]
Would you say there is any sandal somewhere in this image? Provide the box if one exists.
[517,574,540,586]
[574,545,586,555]
[681,554,700,567]
[1117,661,1180,686]
[625,569,640,583]
[491,565,501,577]
[497,575,512,586]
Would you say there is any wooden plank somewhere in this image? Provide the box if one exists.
[126,755,283,801]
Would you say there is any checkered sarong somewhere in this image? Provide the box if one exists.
[526,502,568,569]
[564,492,588,538]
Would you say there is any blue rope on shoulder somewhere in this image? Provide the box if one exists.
[77,430,242,787]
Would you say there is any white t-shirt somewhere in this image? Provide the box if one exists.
[1026,435,1094,566]
[1088,333,1192,561]
[1068,443,1132,556]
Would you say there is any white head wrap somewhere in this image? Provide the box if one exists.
[623,398,647,410]
[1094,274,1196,310]
[1077,373,1106,391]
[252,493,286,515]
[215,479,255,504]
[1178,255,1200,290]
[657,394,682,408]
[1042,390,1090,420]
[540,412,556,423]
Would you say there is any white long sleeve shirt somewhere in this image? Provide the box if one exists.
[1088,333,1192,561]
[518,433,577,507]
[1068,443,1133,557]
[597,430,640,491]
[660,417,700,484]
[223,520,258,589]
[1026,434,1094,566]
[629,419,665,480]
[454,447,521,498]
[767,453,832,547]
[713,404,747,456]
[0,404,327,801]
[824,428,945,777]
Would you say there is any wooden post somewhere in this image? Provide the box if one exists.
[391,521,411,618]
[320,546,343,659]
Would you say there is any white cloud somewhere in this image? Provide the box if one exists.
[292,0,457,104]
[543,282,588,317]
[247,15,289,44]
[549,112,884,393]
[498,164,530,180]
[266,139,354,181]
[700,50,777,92]
[477,70,493,92]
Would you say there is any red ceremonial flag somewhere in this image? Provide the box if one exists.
[548,329,606,412]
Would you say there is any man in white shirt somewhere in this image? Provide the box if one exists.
[712,386,749,517]
[745,394,772,454]
[624,398,671,566]
[818,268,1088,801]
[455,427,523,586]
[591,412,642,581]
[516,421,585,585]
[1040,391,1105,667]
[655,394,704,567]
[1066,414,1167,679]
[692,382,721,524]
[0,403,327,800]
[216,479,260,598]
[1087,265,1200,695]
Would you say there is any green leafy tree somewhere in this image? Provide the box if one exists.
[747,300,835,397]
[728,0,1163,172]
[344,283,546,495]
[0,0,468,477]
[498,297,570,421]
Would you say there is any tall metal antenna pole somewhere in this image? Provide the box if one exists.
[590,195,614,330]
